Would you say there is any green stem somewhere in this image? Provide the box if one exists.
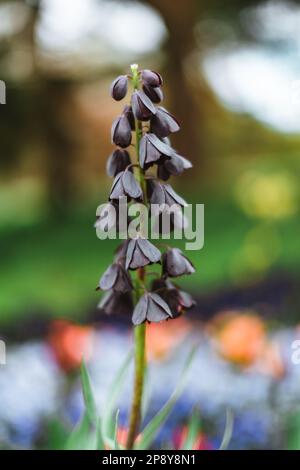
[126,64,147,450]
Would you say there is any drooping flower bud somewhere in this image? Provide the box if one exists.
[141,69,163,87]
[97,262,133,293]
[131,90,156,121]
[157,153,192,181]
[150,107,180,137]
[148,180,187,207]
[98,290,134,316]
[123,105,135,130]
[139,133,174,169]
[151,278,195,318]
[111,114,132,148]
[142,84,163,104]
[106,149,131,177]
[132,292,172,325]
[110,75,128,101]
[125,238,161,270]
[109,170,143,201]
[162,248,195,278]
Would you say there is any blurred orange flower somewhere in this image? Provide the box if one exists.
[257,341,285,379]
[146,317,192,361]
[116,426,141,448]
[210,310,266,367]
[48,320,94,372]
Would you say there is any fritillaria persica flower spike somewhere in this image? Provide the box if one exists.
[96,64,196,450]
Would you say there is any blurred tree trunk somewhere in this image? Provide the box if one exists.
[40,79,75,218]
[24,1,75,218]
[145,0,203,169]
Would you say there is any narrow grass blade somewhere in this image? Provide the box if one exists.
[96,417,104,450]
[135,347,197,450]
[64,412,94,450]
[101,350,133,449]
[80,360,97,425]
[181,409,201,450]
[219,408,234,450]
[113,409,120,450]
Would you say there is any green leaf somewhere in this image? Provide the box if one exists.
[64,411,97,450]
[286,409,300,450]
[80,360,98,425]
[219,408,234,450]
[45,419,69,450]
[135,347,197,450]
[96,417,105,450]
[181,409,201,450]
[113,409,120,450]
[101,351,133,450]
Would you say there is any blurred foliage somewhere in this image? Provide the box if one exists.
[0,185,299,325]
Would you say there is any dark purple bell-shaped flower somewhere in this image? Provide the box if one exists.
[110,75,128,101]
[142,84,163,104]
[157,153,192,181]
[162,248,195,278]
[139,133,174,169]
[109,170,143,201]
[97,262,133,293]
[114,240,130,264]
[106,149,131,177]
[151,278,195,318]
[150,107,180,138]
[123,105,135,130]
[141,69,163,87]
[125,238,161,270]
[131,90,156,121]
[132,292,172,325]
[98,290,134,316]
[111,114,132,148]
[148,180,187,208]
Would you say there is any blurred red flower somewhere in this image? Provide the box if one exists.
[173,425,214,450]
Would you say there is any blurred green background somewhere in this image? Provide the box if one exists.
[0,0,299,326]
